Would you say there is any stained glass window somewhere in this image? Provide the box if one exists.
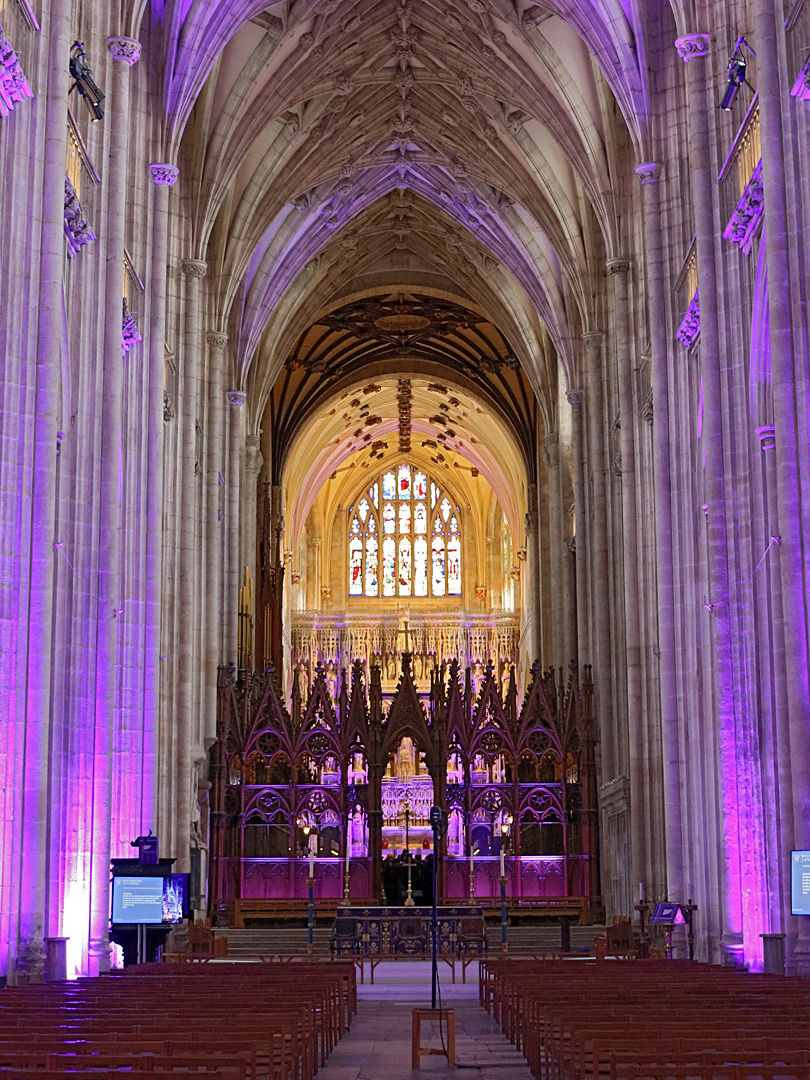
[398,464,411,499]
[398,503,411,535]
[348,465,462,599]
[382,537,396,596]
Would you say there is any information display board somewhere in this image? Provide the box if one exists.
[111,874,187,925]
[791,850,810,915]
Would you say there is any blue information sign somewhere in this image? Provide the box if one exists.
[791,850,810,915]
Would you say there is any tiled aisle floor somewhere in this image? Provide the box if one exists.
[319,961,534,1079]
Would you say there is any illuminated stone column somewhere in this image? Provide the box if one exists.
[204,333,227,747]
[758,426,794,953]
[176,259,207,873]
[583,331,615,779]
[609,257,646,885]
[145,163,178,845]
[566,389,588,669]
[226,391,246,664]
[676,29,753,967]
[86,34,142,979]
[752,0,810,972]
[635,161,684,900]
[16,0,73,985]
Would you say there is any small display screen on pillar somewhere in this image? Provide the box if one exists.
[111,875,188,924]
[791,851,810,915]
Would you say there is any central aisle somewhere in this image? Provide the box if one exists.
[317,961,533,1078]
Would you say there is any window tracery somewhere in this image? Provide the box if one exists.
[348,464,462,598]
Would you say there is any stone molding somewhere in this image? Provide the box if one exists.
[108,37,142,65]
[150,163,179,186]
[207,332,228,349]
[64,174,96,256]
[756,425,776,452]
[566,388,584,407]
[182,259,207,279]
[675,33,711,63]
[227,390,247,407]
[0,24,33,117]
[607,258,631,275]
[635,161,661,185]
[582,331,604,349]
[676,288,701,348]
[723,160,764,254]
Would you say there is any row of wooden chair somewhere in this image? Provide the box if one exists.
[480,958,810,1080]
[0,960,356,1080]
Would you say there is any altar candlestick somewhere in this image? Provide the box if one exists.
[309,849,314,877]
[500,845,505,878]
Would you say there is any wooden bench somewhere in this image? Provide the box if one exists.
[227,897,341,927]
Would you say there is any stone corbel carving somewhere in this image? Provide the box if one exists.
[676,288,701,348]
[723,160,764,254]
[122,298,143,356]
[64,175,96,256]
[0,25,33,117]
[163,391,177,423]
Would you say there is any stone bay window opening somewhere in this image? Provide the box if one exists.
[209,656,598,918]
[348,464,461,598]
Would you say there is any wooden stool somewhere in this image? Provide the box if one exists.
[411,1008,455,1069]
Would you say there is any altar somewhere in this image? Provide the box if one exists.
[332,905,486,957]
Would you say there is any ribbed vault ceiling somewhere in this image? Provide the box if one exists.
[151,0,657,505]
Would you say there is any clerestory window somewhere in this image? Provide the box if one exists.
[348,464,462,598]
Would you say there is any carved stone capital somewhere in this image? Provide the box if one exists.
[675,33,711,63]
[150,163,179,186]
[566,388,584,407]
[635,161,661,185]
[108,36,142,64]
[227,390,247,407]
[207,332,228,350]
[607,258,631,276]
[182,259,207,279]
[756,425,776,452]
[582,331,604,349]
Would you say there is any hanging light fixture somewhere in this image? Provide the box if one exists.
[720,35,756,111]
[69,40,105,121]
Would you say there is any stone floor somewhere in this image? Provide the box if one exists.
[319,961,534,1078]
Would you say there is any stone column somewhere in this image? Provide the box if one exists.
[86,35,142,978]
[758,427,794,949]
[205,333,227,747]
[543,431,563,668]
[176,259,207,873]
[243,434,263,588]
[676,30,750,965]
[752,0,810,971]
[144,164,178,838]
[566,389,588,670]
[634,161,684,899]
[583,331,614,779]
[525,483,542,663]
[17,0,72,985]
[226,391,246,665]
[609,257,646,885]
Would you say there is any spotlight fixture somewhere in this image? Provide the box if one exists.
[720,35,756,111]
[69,40,105,121]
